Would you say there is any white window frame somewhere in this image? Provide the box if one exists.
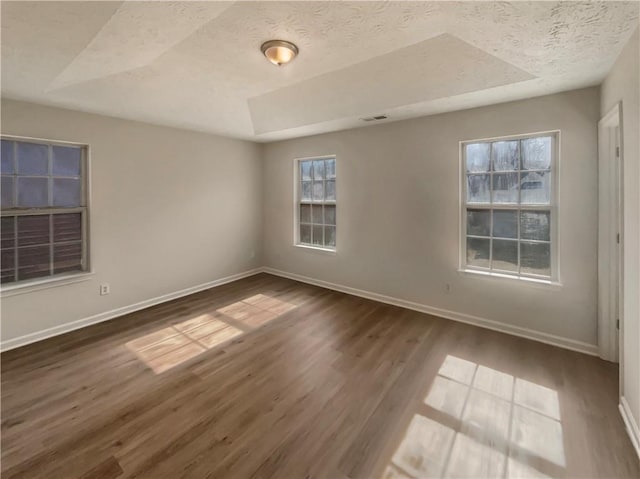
[459,130,560,285]
[293,155,337,253]
[0,135,92,295]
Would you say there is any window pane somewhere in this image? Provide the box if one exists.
[520,242,551,276]
[1,217,15,249]
[521,137,551,170]
[312,204,323,224]
[491,141,519,171]
[16,142,48,175]
[492,173,518,204]
[17,177,49,207]
[492,210,517,239]
[325,180,336,201]
[466,143,490,173]
[52,146,81,176]
[301,181,312,201]
[313,160,325,180]
[300,204,311,223]
[53,178,81,207]
[312,181,324,201]
[300,158,335,249]
[1,176,14,208]
[492,239,518,272]
[300,224,311,244]
[467,174,490,203]
[463,134,555,279]
[300,160,312,181]
[520,171,550,204]
[17,214,50,246]
[17,245,50,280]
[325,226,336,247]
[520,211,550,241]
[324,205,336,226]
[53,213,82,242]
[53,242,82,274]
[1,248,15,283]
[467,237,490,268]
[466,209,490,236]
[312,225,323,246]
[325,159,336,179]
[1,140,13,174]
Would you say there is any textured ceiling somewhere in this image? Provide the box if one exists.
[249,33,536,134]
[1,1,638,142]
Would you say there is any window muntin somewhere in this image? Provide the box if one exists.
[1,137,88,285]
[462,133,556,280]
[297,157,336,250]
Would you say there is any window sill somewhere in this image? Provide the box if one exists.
[457,268,562,290]
[0,271,94,298]
[294,243,337,255]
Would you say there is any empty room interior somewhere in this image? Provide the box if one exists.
[1,1,639,478]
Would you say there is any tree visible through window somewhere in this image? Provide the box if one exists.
[1,138,88,285]
[462,134,556,280]
[297,157,336,250]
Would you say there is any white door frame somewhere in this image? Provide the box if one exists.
[597,103,624,373]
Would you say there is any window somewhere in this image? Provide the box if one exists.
[1,137,88,285]
[461,132,557,281]
[296,156,336,250]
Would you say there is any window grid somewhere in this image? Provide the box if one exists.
[297,157,336,250]
[299,205,336,246]
[3,142,83,209]
[462,134,556,280]
[1,137,88,285]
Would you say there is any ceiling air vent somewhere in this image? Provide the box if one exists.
[361,114,388,122]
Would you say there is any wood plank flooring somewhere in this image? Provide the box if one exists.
[1,273,638,478]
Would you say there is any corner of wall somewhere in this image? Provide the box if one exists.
[600,23,640,452]
[257,141,268,268]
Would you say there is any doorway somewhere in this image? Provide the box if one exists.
[597,103,623,386]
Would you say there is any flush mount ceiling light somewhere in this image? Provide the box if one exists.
[261,40,299,66]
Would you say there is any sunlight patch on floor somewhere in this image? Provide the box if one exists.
[217,293,296,328]
[390,415,455,477]
[126,294,296,374]
[382,355,563,478]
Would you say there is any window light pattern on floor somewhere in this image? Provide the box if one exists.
[126,294,296,374]
[383,355,564,478]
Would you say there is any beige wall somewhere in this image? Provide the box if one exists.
[2,89,604,355]
[263,87,601,349]
[1,99,263,344]
[601,28,640,438]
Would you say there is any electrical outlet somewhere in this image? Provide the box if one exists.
[100,283,110,296]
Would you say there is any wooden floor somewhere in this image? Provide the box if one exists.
[1,273,638,479]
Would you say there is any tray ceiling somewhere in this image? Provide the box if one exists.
[2,1,638,141]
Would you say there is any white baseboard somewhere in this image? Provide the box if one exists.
[2,266,599,357]
[1,268,263,352]
[620,397,640,459]
[263,267,599,356]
